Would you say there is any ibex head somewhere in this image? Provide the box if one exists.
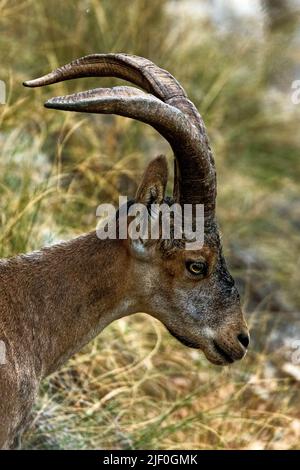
[24,54,249,366]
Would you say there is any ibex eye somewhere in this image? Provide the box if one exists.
[186,261,208,277]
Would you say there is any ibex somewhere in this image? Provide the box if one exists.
[0,54,249,449]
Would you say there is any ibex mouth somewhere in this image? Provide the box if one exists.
[213,340,235,364]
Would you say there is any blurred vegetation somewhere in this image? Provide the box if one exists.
[0,0,300,449]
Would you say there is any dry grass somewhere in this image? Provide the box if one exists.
[0,0,300,450]
[22,313,300,450]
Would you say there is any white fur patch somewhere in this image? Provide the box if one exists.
[203,327,215,339]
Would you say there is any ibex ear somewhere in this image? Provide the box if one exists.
[135,155,168,207]
[128,156,168,258]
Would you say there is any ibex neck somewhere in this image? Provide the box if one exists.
[0,233,137,378]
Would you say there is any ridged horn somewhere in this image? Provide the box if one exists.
[24,54,216,217]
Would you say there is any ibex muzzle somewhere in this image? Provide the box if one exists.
[0,54,249,448]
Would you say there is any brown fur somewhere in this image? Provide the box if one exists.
[1,54,250,448]
[0,156,249,448]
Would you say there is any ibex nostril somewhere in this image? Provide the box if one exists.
[237,333,250,349]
